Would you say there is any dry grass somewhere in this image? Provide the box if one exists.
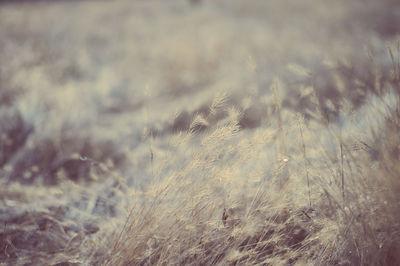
[95,43,400,265]
[1,0,400,265]
[97,65,400,265]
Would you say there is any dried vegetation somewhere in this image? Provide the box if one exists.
[1,0,400,265]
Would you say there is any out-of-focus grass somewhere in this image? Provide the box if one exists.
[0,0,399,265]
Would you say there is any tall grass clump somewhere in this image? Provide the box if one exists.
[93,43,400,265]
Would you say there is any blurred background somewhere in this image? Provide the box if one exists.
[1,0,399,181]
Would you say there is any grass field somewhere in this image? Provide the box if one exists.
[1,0,400,265]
